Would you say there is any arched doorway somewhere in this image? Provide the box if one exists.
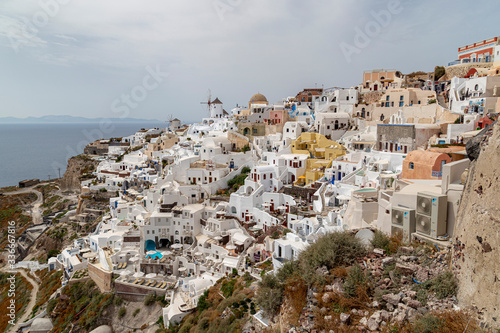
[158,238,170,248]
[145,239,156,252]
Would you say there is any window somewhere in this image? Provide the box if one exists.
[409,162,414,169]
[391,101,394,107]
[385,102,390,107]
[386,96,389,101]
[400,95,403,100]
[399,101,404,107]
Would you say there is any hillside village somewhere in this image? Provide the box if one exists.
[2,37,500,333]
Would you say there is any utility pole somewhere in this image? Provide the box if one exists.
[58,168,61,179]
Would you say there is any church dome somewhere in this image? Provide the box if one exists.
[249,93,268,104]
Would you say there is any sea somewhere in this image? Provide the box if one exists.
[0,122,166,188]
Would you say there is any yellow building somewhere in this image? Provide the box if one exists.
[291,133,346,185]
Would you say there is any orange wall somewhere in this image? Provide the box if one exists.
[402,153,451,179]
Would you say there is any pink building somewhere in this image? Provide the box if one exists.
[269,109,286,125]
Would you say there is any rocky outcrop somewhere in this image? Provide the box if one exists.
[454,120,500,330]
[59,155,99,193]
[465,120,497,161]
[442,62,492,81]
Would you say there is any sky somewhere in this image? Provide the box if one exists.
[0,0,497,123]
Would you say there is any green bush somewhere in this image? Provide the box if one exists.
[227,173,248,189]
[133,308,140,317]
[144,293,156,306]
[221,278,237,298]
[241,166,251,174]
[46,299,58,313]
[197,290,209,312]
[113,295,123,306]
[343,264,368,298]
[371,230,390,252]
[298,231,366,284]
[198,317,210,330]
[412,313,444,333]
[434,66,445,81]
[118,306,126,318]
[425,271,457,299]
[255,274,283,317]
[416,288,428,306]
[47,249,60,259]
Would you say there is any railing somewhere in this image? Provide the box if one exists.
[380,191,392,202]
[432,171,442,178]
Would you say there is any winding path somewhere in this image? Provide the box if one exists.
[3,188,44,225]
[0,269,40,333]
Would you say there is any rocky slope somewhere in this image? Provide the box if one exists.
[274,245,465,332]
[59,155,99,192]
[453,120,500,330]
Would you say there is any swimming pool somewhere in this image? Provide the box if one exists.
[146,251,163,260]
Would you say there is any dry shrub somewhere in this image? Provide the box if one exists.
[331,266,348,278]
[314,315,353,332]
[388,232,403,254]
[283,276,307,326]
[398,310,480,333]
[329,290,368,312]
[434,310,480,333]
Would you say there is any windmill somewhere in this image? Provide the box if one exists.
[166,114,174,131]
[200,89,212,117]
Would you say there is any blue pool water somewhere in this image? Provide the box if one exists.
[146,251,163,259]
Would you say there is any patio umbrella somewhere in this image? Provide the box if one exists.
[133,272,145,278]
[171,244,182,249]
[145,273,157,279]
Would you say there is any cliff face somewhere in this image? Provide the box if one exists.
[453,121,500,329]
[59,155,99,193]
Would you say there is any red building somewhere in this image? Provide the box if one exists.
[458,37,499,63]
[295,88,323,103]
[477,116,494,129]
